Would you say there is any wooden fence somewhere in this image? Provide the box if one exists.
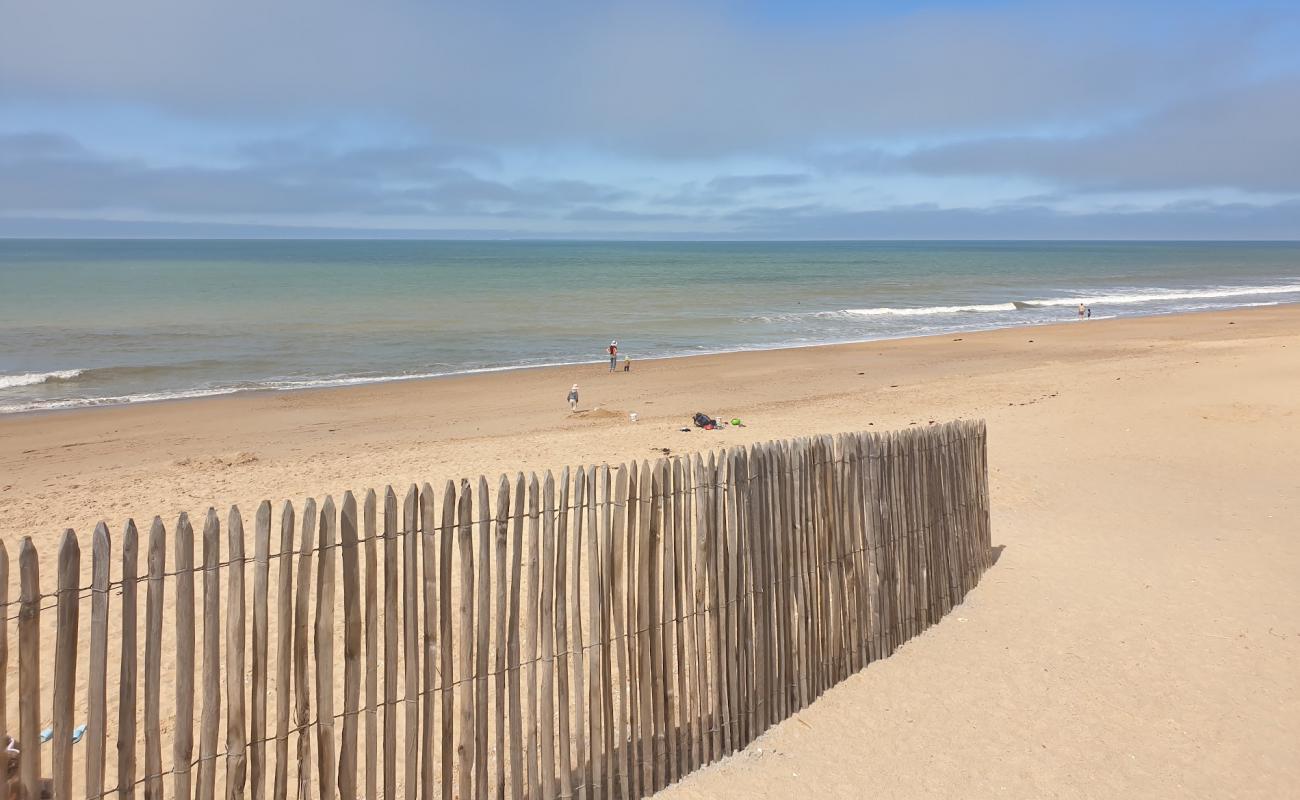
[0,420,990,800]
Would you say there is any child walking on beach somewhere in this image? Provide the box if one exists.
[568,384,579,411]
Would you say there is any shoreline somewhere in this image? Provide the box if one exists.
[4,302,1294,420]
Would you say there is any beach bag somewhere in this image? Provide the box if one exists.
[692,412,714,428]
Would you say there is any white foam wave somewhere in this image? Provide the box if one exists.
[0,386,242,414]
[830,303,1017,317]
[1017,283,1300,308]
[0,369,85,389]
[824,283,1300,318]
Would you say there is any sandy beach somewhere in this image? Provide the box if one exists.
[1,305,1298,797]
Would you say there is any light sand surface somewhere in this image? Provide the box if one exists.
[1,305,1297,797]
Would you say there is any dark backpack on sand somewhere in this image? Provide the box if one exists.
[693,412,714,428]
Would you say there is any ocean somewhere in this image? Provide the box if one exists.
[1,240,1297,414]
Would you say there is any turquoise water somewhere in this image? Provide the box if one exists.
[1,240,1297,413]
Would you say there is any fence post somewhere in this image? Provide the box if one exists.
[166,515,186,800]
[440,480,457,800]
[294,499,317,800]
[117,520,139,800]
[251,502,271,800]
[228,507,249,800]
[340,492,362,800]
[17,539,41,800]
[274,501,296,800]
[474,477,491,800]
[420,483,439,800]
[402,485,420,800]
[316,498,338,800]
[87,523,111,799]
[507,472,527,800]
[494,475,511,800]
[456,480,476,800]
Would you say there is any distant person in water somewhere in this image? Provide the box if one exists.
[608,340,618,372]
[568,384,579,411]
[1078,303,1086,319]
[1087,307,1092,318]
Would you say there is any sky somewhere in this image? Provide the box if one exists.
[1,0,1298,239]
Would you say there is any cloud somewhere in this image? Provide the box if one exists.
[0,1,1284,155]
[0,132,631,217]
[902,77,1300,193]
[9,198,1296,240]
[1,2,1297,236]
[718,198,1300,240]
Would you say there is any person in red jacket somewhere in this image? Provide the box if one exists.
[608,340,618,372]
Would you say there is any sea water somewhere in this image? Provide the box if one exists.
[1,240,1297,413]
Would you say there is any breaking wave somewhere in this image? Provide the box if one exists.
[830,282,1300,318]
[0,369,85,389]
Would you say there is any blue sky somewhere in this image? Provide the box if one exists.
[1,0,1297,238]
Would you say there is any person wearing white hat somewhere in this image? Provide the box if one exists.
[568,384,580,411]
[608,340,619,372]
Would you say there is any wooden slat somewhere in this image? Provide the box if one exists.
[605,465,631,796]
[637,459,656,792]
[727,450,744,752]
[251,502,271,800]
[506,473,526,800]
[402,485,420,800]
[607,465,631,798]
[863,434,882,665]
[538,471,557,800]
[53,529,80,800]
[524,474,541,800]
[474,477,491,800]
[17,538,41,800]
[554,468,573,800]
[586,465,608,800]
[622,461,640,799]
[274,503,296,800]
[87,522,112,799]
[456,482,476,800]
[493,475,510,800]
[788,443,807,711]
[117,521,139,800]
[294,499,318,800]
[666,459,684,782]
[420,484,438,800]
[340,493,363,800]
[736,448,754,747]
[363,491,379,800]
[676,457,696,780]
[228,507,249,799]
[765,443,780,721]
[705,451,725,760]
[569,467,588,800]
[828,438,848,687]
[170,515,191,800]
[317,498,338,800]
[689,455,711,768]
[0,541,7,751]
[197,509,221,800]
[382,488,398,800]
[658,461,675,784]
[439,481,456,800]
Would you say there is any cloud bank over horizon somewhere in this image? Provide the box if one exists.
[2,0,1298,238]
